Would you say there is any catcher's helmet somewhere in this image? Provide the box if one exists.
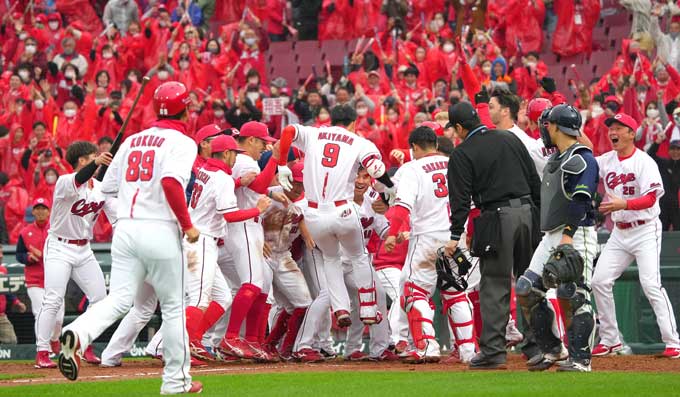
[153,81,190,117]
[544,104,582,136]
[435,247,472,292]
[527,97,552,123]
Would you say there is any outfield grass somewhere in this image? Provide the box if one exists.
[2,371,680,397]
[0,374,43,381]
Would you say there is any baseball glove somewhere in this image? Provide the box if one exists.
[542,244,584,288]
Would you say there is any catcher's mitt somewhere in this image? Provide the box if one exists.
[542,244,584,288]
[435,247,471,292]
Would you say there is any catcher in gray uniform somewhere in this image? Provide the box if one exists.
[516,104,600,372]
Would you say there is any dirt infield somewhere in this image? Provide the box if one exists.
[1,354,678,387]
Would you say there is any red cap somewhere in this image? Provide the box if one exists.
[605,113,638,132]
[239,121,276,142]
[604,95,622,105]
[527,98,552,123]
[421,121,444,136]
[290,161,304,182]
[32,197,50,209]
[194,124,222,144]
[12,12,22,20]
[367,70,380,78]
[153,81,190,117]
[210,135,243,154]
[35,14,48,23]
[47,13,60,21]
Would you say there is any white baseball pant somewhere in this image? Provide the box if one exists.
[295,247,333,352]
[36,237,106,352]
[63,220,191,394]
[304,202,376,319]
[592,219,680,348]
[226,221,272,294]
[26,287,64,350]
[376,267,408,345]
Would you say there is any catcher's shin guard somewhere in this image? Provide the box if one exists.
[401,282,435,351]
[441,289,476,348]
[559,287,594,361]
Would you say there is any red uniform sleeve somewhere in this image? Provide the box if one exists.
[475,103,496,129]
[278,125,296,165]
[248,158,277,194]
[387,205,410,236]
[626,191,656,211]
[223,208,261,222]
[161,177,193,231]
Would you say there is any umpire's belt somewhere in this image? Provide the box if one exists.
[481,196,532,211]
[308,200,348,209]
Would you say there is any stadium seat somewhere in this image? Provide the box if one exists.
[321,40,348,65]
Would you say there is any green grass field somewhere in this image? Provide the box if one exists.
[1,371,679,397]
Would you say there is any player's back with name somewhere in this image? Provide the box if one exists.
[394,154,450,236]
[102,125,197,223]
[190,164,236,238]
[294,124,380,203]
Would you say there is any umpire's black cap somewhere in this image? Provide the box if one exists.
[445,102,481,131]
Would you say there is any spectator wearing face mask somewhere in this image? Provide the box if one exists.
[53,63,84,107]
[227,85,264,128]
[196,100,232,132]
[232,24,269,87]
[88,45,120,88]
[95,91,125,142]
[636,94,668,152]
[52,100,86,148]
[13,37,47,69]
[142,6,174,70]
[652,57,680,105]
[51,37,89,78]
[103,0,140,35]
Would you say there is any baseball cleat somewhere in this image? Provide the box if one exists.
[51,340,61,355]
[370,349,400,362]
[528,344,568,372]
[293,348,324,363]
[58,330,81,381]
[401,350,440,364]
[662,347,680,359]
[394,340,409,354]
[344,350,370,361]
[220,337,256,360]
[360,311,383,325]
[35,351,57,369]
[592,343,623,357]
[213,347,240,363]
[247,341,280,363]
[319,347,337,360]
[334,310,352,328]
[190,356,208,367]
[83,345,101,365]
[99,360,122,368]
[469,352,507,370]
[556,359,591,372]
[189,340,214,361]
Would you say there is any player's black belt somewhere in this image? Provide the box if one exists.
[616,220,646,230]
[481,196,532,211]
[56,237,89,246]
[308,200,348,209]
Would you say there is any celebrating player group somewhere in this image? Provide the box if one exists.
[32,81,679,394]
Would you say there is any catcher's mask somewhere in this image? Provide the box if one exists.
[435,247,471,292]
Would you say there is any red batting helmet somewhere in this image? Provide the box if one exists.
[421,121,444,136]
[153,81,191,117]
[527,98,552,123]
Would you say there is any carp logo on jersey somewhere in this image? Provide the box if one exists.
[605,172,636,189]
[70,199,105,217]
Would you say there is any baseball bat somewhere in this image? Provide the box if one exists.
[96,76,150,181]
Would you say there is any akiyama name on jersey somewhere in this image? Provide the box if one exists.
[596,149,665,223]
[394,154,451,236]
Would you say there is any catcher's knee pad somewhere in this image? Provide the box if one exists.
[401,282,434,350]
[516,270,545,311]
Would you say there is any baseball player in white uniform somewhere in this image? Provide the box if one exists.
[57,81,202,394]
[383,126,457,363]
[261,162,314,359]
[277,104,395,328]
[35,141,116,366]
[220,121,278,361]
[592,113,680,358]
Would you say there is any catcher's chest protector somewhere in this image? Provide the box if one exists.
[540,144,589,232]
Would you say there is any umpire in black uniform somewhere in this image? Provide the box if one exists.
[444,102,542,369]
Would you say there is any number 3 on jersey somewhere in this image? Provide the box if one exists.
[321,143,340,167]
[432,173,448,197]
[126,150,155,182]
